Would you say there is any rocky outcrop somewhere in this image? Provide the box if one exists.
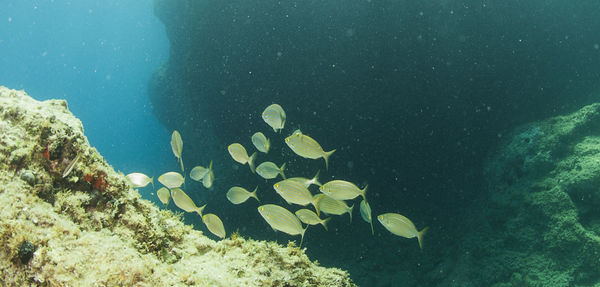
[0,86,354,286]
[437,103,600,286]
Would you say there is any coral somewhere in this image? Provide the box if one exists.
[0,86,354,286]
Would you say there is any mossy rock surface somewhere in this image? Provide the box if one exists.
[438,103,600,286]
[0,86,354,286]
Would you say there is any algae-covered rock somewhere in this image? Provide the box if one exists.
[438,103,600,286]
[0,86,354,286]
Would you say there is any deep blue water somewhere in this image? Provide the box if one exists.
[0,1,171,183]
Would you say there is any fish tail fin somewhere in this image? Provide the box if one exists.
[370,220,374,236]
[312,199,321,217]
[248,152,257,174]
[418,227,429,250]
[266,138,271,153]
[196,204,207,218]
[179,157,185,173]
[348,204,354,223]
[299,225,309,248]
[361,184,368,201]
[312,170,322,187]
[150,177,155,189]
[321,217,331,231]
[279,162,287,179]
[323,149,336,170]
[251,186,260,203]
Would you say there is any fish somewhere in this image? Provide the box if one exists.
[258,204,307,246]
[226,186,260,204]
[158,171,185,189]
[319,180,367,201]
[360,200,374,235]
[189,165,209,182]
[171,130,184,172]
[295,209,331,231]
[156,187,170,205]
[62,153,81,178]
[284,130,336,170]
[227,143,256,173]
[314,194,353,222]
[256,161,286,180]
[262,104,286,133]
[251,132,270,153]
[377,213,428,249]
[202,213,226,239]
[170,187,205,216]
[126,172,154,188]
[202,161,214,189]
[288,170,322,188]
[273,179,318,215]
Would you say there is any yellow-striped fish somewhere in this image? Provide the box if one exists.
[251,132,270,153]
[258,204,307,246]
[256,161,286,180]
[126,172,154,188]
[189,165,209,181]
[360,200,374,235]
[378,213,428,249]
[227,143,256,173]
[227,186,259,204]
[157,187,170,205]
[314,194,353,222]
[295,209,330,231]
[171,188,205,216]
[171,130,184,172]
[158,171,185,189]
[285,130,335,170]
[262,104,286,133]
[202,161,214,189]
[288,170,322,188]
[273,179,318,215]
[202,213,226,239]
[319,180,367,201]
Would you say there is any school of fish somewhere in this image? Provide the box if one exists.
[125,130,225,239]
[125,103,428,250]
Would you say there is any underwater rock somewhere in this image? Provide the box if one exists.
[20,170,36,186]
[0,86,354,286]
[17,240,35,264]
[438,103,600,286]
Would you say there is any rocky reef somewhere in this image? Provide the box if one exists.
[436,103,600,286]
[0,86,354,286]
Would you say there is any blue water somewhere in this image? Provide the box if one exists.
[0,1,171,181]
[4,1,600,286]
